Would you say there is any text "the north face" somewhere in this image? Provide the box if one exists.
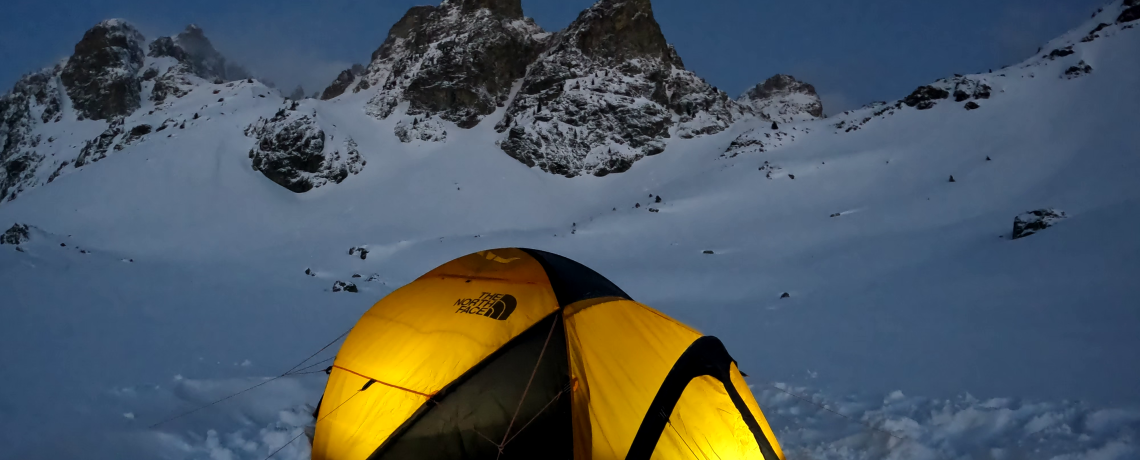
[455,293,517,321]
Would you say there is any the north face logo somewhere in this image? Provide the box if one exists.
[454,293,517,321]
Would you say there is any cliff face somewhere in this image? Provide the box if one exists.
[326,0,546,137]
[59,19,147,121]
[495,0,744,177]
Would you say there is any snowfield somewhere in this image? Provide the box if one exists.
[2,2,1140,460]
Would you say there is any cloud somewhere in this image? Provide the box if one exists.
[818,92,858,117]
[217,42,351,94]
[124,11,365,97]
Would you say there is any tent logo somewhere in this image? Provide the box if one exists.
[454,293,517,321]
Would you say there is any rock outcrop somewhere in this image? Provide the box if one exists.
[1119,0,1140,23]
[59,19,146,120]
[903,75,991,110]
[737,74,823,123]
[496,0,743,177]
[1012,209,1066,239]
[319,65,366,100]
[348,0,546,131]
[244,104,364,193]
[1,66,65,201]
[1,223,31,245]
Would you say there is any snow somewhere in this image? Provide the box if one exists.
[1,2,1139,459]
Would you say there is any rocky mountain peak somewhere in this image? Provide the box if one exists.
[60,19,146,120]
[148,24,233,82]
[331,0,545,135]
[495,0,741,177]
[738,74,824,122]
[565,0,680,67]
[442,0,524,19]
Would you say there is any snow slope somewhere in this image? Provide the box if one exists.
[1,2,1139,459]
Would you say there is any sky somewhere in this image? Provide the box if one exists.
[0,0,1109,114]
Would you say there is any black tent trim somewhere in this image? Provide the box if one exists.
[625,336,779,460]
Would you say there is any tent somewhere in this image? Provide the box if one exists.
[312,248,785,460]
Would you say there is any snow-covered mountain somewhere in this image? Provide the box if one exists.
[2,0,1140,459]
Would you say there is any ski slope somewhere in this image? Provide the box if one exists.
[1,4,1139,460]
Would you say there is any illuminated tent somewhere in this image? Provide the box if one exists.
[312,248,785,460]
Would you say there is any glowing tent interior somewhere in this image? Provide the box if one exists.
[312,248,785,460]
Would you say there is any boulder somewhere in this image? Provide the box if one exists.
[1063,61,1093,79]
[244,107,364,193]
[1012,209,1066,239]
[332,281,359,293]
[903,85,950,110]
[1047,46,1075,59]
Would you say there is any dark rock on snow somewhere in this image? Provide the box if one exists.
[903,85,950,110]
[244,107,363,193]
[964,101,980,110]
[1,223,31,245]
[905,76,990,111]
[60,20,147,121]
[333,281,359,293]
[737,74,824,122]
[1047,46,1075,59]
[1063,61,1093,79]
[496,0,743,177]
[320,66,363,100]
[1012,209,1066,239]
[357,0,545,131]
[0,66,66,201]
[1120,3,1140,23]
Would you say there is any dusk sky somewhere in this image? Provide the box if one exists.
[1,0,1107,114]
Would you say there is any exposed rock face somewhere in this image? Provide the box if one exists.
[1,223,30,245]
[74,119,125,167]
[1012,209,1066,239]
[60,19,146,120]
[1064,61,1094,79]
[903,86,950,110]
[320,68,359,100]
[354,0,546,131]
[244,105,364,193]
[1119,1,1140,23]
[1,66,65,201]
[904,75,991,110]
[148,25,232,82]
[496,0,743,177]
[738,74,823,122]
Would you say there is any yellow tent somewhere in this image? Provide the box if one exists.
[312,248,785,460]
